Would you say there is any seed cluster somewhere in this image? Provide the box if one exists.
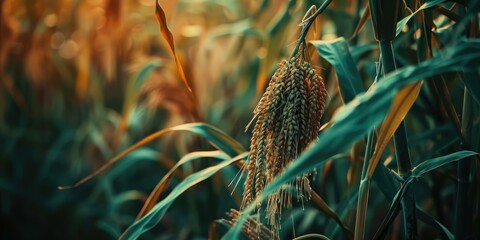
[223,209,274,240]
[241,47,327,236]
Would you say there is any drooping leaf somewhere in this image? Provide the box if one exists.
[136,151,229,219]
[367,81,423,177]
[371,178,414,240]
[411,150,478,177]
[395,0,447,37]
[120,152,248,240]
[58,123,245,189]
[155,0,193,94]
[310,38,365,103]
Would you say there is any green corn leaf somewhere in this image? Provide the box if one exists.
[396,0,446,37]
[120,152,248,240]
[135,151,229,220]
[412,150,478,177]
[310,38,365,103]
[371,178,414,240]
[372,163,401,201]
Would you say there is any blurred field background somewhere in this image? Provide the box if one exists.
[1,0,479,239]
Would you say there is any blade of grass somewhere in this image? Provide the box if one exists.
[455,83,477,239]
[310,38,365,103]
[411,150,478,177]
[136,151,229,219]
[395,0,447,37]
[120,152,248,240]
[381,38,418,240]
[366,80,422,177]
[154,0,194,95]
[372,178,414,240]
[58,123,245,189]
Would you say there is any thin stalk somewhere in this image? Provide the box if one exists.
[290,0,333,58]
[455,85,474,239]
[354,131,375,239]
[379,40,417,239]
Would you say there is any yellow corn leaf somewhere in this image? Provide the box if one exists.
[367,81,423,177]
[155,0,193,94]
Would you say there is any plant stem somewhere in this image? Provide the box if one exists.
[290,0,333,58]
[354,131,375,239]
[379,40,417,239]
[455,84,475,239]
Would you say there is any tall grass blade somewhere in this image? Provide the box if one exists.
[367,81,423,177]
[120,152,248,240]
[310,38,365,103]
[136,151,230,219]
[395,0,447,37]
[58,123,245,189]
[372,178,414,240]
[154,0,194,94]
[411,150,478,177]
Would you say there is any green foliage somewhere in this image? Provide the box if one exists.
[1,0,479,239]
[310,38,364,103]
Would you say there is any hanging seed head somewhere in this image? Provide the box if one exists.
[223,209,275,240]
[241,43,327,236]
